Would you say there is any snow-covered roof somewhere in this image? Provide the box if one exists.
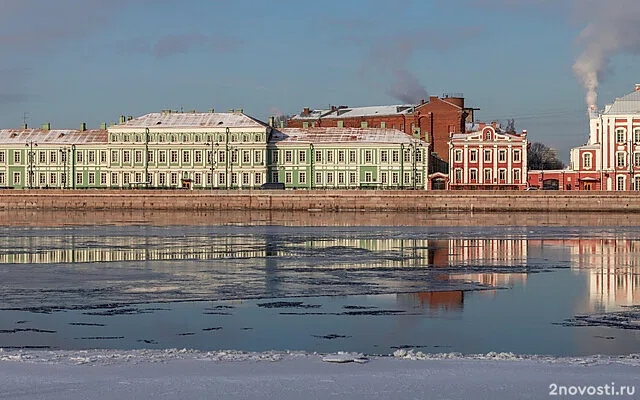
[0,129,107,145]
[291,105,416,120]
[270,127,422,145]
[112,112,268,129]
[289,109,332,120]
[603,89,640,115]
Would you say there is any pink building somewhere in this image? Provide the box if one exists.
[448,122,528,190]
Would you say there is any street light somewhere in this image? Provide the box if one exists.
[205,141,218,190]
[25,140,38,189]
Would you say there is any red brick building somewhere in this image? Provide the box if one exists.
[287,95,476,163]
[449,122,528,190]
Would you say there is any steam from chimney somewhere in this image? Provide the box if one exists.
[572,0,640,107]
[387,67,428,105]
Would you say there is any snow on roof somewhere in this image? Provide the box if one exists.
[113,112,268,129]
[289,109,332,120]
[324,105,415,119]
[603,89,640,114]
[0,129,107,145]
[270,127,422,145]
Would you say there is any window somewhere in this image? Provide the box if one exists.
[360,121,368,128]
[616,128,626,143]
[485,130,492,140]
[0,172,5,185]
[338,150,345,163]
[219,172,225,185]
[484,169,492,182]
[197,150,205,164]
[242,173,249,185]
[285,172,292,184]
[498,150,506,162]
[147,151,154,163]
[76,151,83,163]
[299,150,306,163]
[123,151,130,163]
[617,176,625,191]
[338,172,345,184]
[302,122,309,128]
[285,150,293,163]
[584,153,592,169]
[135,150,142,163]
[404,150,411,163]
[195,173,202,185]
[327,172,334,184]
[272,150,279,164]
[39,151,46,163]
[635,153,640,168]
[392,150,399,163]
[271,172,278,183]
[135,172,142,183]
[159,151,166,163]
[0,151,6,164]
[254,150,262,164]
[13,172,20,185]
[206,173,212,185]
[182,135,188,142]
[171,173,178,185]
[415,149,422,163]
[416,173,422,184]
[337,121,344,128]
[88,151,95,163]
[231,151,238,164]
[14,151,20,164]
[470,150,477,162]
[635,129,640,144]
[315,150,322,163]
[39,173,46,185]
[404,172,410,184]
[50,151,57,164]
[55,173,61,185]
[455,169,462,182]
[513,150,521,162]
[255,173,262,184]
[326,151,333,163]
[111,150,118,163]
[380,121,386,128]
[349,172,357,184]
[349,150,356,163]
[111,173,118,185]
[299,172,306,184]
[171,151,178,163]
[454,150,463,162]
[88,172,95,185]
[242,151,250,164]
[470,169,477,181]
[364,172,372,183]
[499,169,506,181]
[392,172,398,184]
[365,150,372,163]
[101,173,107,185]
[182,151,190,163]
[381,150,388,163]
[617,152,626,167]
[484,149,491,162]
[218,151,225,163]
[513,169,521,182]
[381,172,387,184]
[315,172,322,184]
[76,172,83,185]
[100,151,107,163]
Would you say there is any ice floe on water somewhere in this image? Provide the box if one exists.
[558,306,640,330]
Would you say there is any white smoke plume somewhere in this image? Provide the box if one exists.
[572,0,640,107]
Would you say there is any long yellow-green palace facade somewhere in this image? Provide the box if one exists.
[0,110,429,190]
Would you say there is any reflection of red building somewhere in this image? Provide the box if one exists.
[397,291,464,311]
[287,95,476,163]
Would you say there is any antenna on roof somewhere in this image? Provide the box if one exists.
[22,111,30,129]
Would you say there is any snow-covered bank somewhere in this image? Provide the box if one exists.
[1,350,638,400]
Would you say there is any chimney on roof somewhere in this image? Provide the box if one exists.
[420,99,425,105]
[22,123,27,129]
[330,105,337,112]
[208,108,215,113]
[100,123,107,130]
[268,116,275,127]
[635,84,640,92]
[303,107,310,115]
[80,122,86,132]
[42,123,50,131]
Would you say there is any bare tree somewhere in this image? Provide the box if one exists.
[528,142,564,170]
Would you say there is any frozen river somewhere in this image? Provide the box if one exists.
[0,212,638,356]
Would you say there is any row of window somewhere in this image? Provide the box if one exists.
[274,171,422,186]
[614,128,640,144]
[0,149,265,166]
[453,148,522,163]
[109,133,264,144]
[453,168,522,183]
[274,149,423,165]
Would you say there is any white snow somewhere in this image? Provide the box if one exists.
[1,349,638,399]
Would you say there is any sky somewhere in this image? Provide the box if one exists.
[0,0,639,162]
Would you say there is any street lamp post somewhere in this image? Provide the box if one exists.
[25,140,37,189]
[229,148,238,189]
[225,127,230,190]
[206,141,218,191]
[71,144,76,189]
[310,143,314,190]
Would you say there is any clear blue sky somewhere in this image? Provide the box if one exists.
[0,0,638,161]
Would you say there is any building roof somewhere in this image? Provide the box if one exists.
[112,112,268,129]
[290,104,415,121]
[603,89,640,115]
[0,129,107,145]
[289,109,332,120]
[270,127,423,145]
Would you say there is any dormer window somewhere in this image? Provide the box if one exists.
[485,130,492,140]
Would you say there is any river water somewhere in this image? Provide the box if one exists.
[0,211,638,356]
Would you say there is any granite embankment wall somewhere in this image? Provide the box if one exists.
[0,190,639,212]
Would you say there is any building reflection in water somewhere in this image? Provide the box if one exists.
[1,233,636,313]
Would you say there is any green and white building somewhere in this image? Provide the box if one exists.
[0,110,429,190]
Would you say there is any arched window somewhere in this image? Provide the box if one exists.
[195,135,201,143]
[242,135,248,142]
[231,135,237,143]
[123,135,129,142]
[485,129,492,140]
[158,135,164,143]
[207,135,212,142]
[171,135,176,143]
[111,134,118,142]
[182,135,188,142]
[135,135,141,142]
